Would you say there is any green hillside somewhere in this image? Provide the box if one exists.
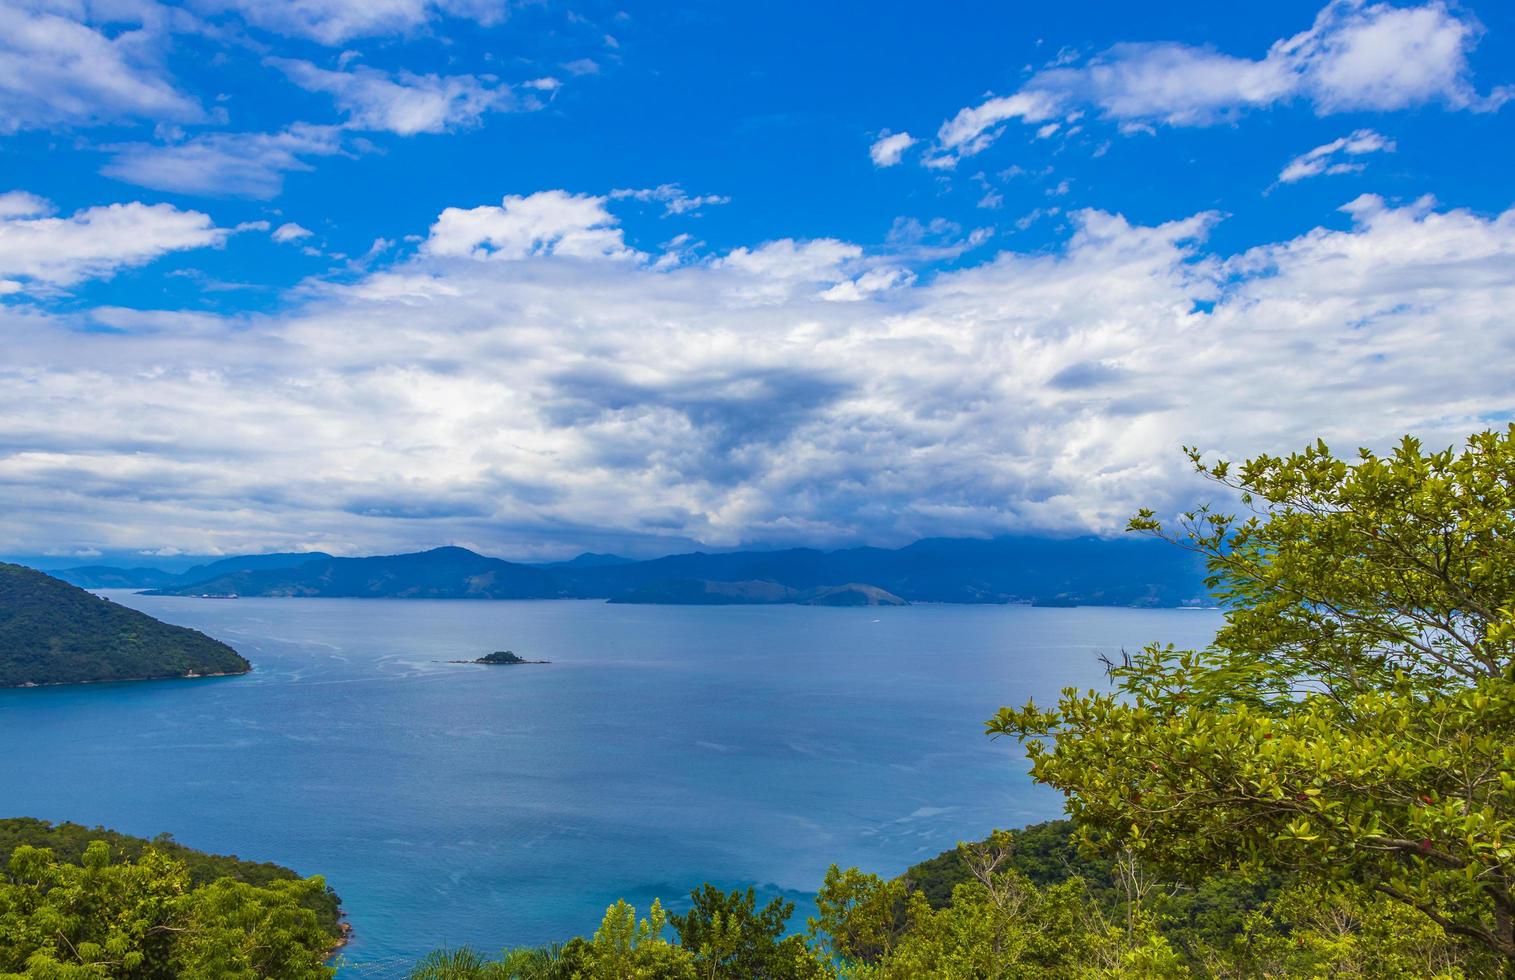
[0,818,341,977]
[0,817,343,939]
[0,562,249,687]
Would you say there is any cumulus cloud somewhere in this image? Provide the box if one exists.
[869,131,918,167]
[100,125,346,199]
[926,0,1507,164]
[610,184,730,217]
[2,190,1512,556]
[0,2,200,132]
[270,58,515,135]
[195,0,508,44]
[0,192,227,292]
[423,190,639,260]
[272,222,314,243]
[1278,128,1395,183]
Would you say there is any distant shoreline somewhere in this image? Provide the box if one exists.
[117,591,1203,610]
[2,668,250,691]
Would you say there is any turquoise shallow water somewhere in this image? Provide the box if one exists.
[0,595,1221,975]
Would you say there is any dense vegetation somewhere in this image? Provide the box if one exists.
[0,820,342,978]
[995,427,1515,967]
[0,563,249,687]
[0,819,342,938]
[402,428,1515,978]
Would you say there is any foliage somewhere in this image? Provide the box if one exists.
[407,889,831,980]
[668,885,825,979]
[0,819,342,940]
[0,840,335,979]
[0,564,248,687]
[406,945,564,979]
[989,427,1515,965]
[901,819,1114,910]
[1202,881,1474,979]
[813,832,1186,979]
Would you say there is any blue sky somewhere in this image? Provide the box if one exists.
[2,0,1514,561]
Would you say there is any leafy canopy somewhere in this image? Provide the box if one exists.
[990,427,1515,962]
[0,840,335,979]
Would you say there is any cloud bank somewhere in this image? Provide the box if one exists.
[2,190,1511,557]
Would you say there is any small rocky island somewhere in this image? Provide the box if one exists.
[454,650,549,665]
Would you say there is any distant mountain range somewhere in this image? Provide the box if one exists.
[47,536,1209,607]
[56,552,335,591]
[0,563,249,687]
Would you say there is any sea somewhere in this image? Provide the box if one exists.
[0,594,1222,976]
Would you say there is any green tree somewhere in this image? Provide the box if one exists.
[1203,882,1472,979]
[844,832,1185,979]
[668,886,828,980]
[575,900,694,980]
[0,841,334,979]
[990,428,1515,967]
[807,866,909,968]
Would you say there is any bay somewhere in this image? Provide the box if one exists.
[0,594,1221,975]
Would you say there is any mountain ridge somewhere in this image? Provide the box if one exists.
[102,535,1208,607]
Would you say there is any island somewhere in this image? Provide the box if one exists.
[466,650,549,665]
[0,563,250,687]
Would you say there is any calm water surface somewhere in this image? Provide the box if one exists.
[0,596,1221,975]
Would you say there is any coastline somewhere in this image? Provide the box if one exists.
[2,667,251,690]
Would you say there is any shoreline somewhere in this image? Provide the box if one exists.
[128,591,1206,610]
[2,667,251,690]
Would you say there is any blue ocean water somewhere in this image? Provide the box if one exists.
[0,595,1221,975]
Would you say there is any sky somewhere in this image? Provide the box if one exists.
[2,0,1514,563]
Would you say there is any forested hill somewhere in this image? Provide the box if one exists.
[134,535,1206,606]
[0,817,343,939]
[0,563,249,687]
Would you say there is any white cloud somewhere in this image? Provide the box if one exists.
[272,222,314,243]
[100,125,346,199]
[868,131,918,167]
[196,0,508,44]
[937,91,1062,157]
[1284,0,1500,111]
[270,59,513,135]
[0,192,227,292]
[610,184,730,217]
[0,2,200,132]
[819,266,915,302]
[423,190,639,261]
[714,238,864,303]
[2,192,1513,557]
[924,0,1507,164]
[1278,128,1395,183]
